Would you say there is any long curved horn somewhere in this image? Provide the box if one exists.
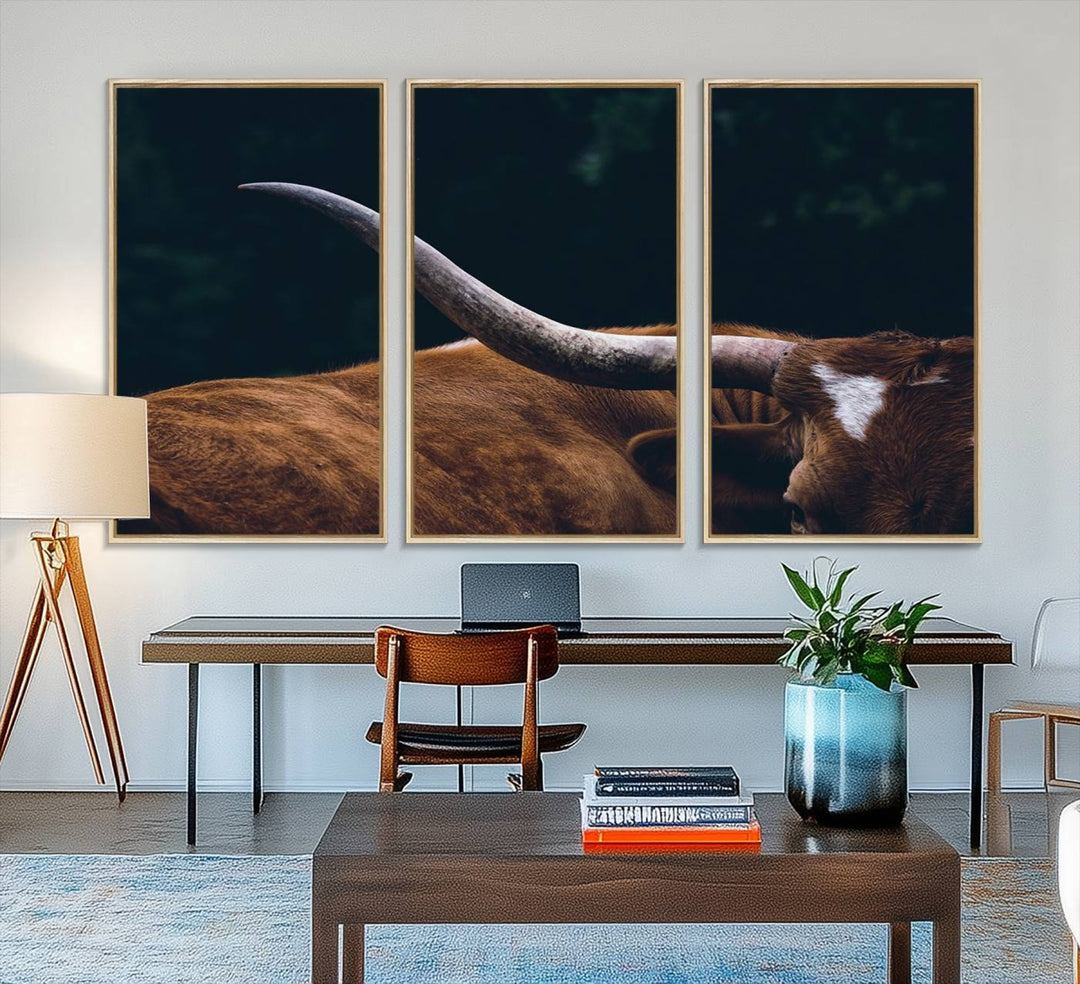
[239,182,677,390]
[710,336,795,394]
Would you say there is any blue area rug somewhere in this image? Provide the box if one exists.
[0,854,1071,983]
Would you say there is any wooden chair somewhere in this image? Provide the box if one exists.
[366,625,586,792]
[987,598,1080,793]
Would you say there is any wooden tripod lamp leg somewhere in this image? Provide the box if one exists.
[1,531,130,802]
[31,536,106,785]
[0,584,50,759]
[62,536,129,800]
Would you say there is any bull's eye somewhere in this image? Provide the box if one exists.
[788,503,808,534]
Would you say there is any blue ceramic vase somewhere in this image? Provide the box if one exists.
[784,673,908,826]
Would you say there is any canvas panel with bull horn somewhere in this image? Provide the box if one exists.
[407,82,681,541]
[706,82,979,541]
[110,81,384,540]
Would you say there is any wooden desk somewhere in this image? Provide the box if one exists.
[311,791,961,984]
[141,616,1012,846]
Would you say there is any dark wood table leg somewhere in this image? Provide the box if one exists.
[253,663,263,814]
[888,922,911,984]
[311,907,339,984]
[970,662,984,848]
[933,911,962,984]
[342,924,364,983]
[187,662,199,847]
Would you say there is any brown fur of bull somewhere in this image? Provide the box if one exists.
[131,324,678,536]
[134,321,973,537]
[768,329,975,536]
[133,365,382,535]
[412,326,677,535]
[634,324,974,536]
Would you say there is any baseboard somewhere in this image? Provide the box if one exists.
[1,779,1053,795]
[0,778,586,794]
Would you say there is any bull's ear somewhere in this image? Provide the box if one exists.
[627,428,678,492]
[711,422,796,488]
[709,422,798,534]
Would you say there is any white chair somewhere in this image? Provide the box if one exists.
[1059,799,1080,983]
[988,598,1080,791]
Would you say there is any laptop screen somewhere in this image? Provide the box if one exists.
[460,563,581,632]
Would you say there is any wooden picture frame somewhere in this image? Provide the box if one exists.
[407,80,683,542]
[109,79,386,542]
[704,80,980,543]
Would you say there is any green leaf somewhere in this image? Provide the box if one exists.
[860,643,895,664]
[894,663,919,689]
[782,643,805,666]
[829,566,856,607]
[782,564,819,610]
[903,598,942,643]
[777,561,940,692]
[907,601,940,624]
[849,591,881,613]
[816,661,839,686]
[863,663,894,692]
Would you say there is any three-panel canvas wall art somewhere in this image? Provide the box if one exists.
[110,79,978,543]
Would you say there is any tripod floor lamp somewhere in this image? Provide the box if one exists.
[0,393,149,801]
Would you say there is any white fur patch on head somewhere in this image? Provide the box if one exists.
[811,363,888,442]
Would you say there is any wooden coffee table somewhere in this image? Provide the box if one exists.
[312,792,960,984]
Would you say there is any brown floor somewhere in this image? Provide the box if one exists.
[1,788,1075,857]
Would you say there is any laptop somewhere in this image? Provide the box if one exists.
[460,563,582,636]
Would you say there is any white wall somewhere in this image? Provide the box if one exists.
[1,0,1077,795]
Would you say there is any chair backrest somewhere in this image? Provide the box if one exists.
[374,625,559,686]
[1031,597,1080,671]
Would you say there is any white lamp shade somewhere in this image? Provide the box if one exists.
[0,393,150,520]
[1031,597,1080,672]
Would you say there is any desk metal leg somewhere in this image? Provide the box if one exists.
[970,663,984,848]
[187,663,199,847]
[456,684,464,793]
[253,664,263,814]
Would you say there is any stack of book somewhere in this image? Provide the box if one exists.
[581,766,760,848]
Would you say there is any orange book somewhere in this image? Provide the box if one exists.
[583,840,761,854]
[582,818,761,845]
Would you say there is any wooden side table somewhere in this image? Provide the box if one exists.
[311,792,961,984]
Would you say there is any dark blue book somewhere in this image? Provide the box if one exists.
[593,766,739,798]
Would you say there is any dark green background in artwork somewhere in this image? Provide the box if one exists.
[710,86,975,339]
[115,86,380,397]
[412,87,678,351]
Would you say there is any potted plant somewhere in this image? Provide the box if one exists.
[779,558,940,826]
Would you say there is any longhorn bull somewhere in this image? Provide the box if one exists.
[134,183,974,537]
